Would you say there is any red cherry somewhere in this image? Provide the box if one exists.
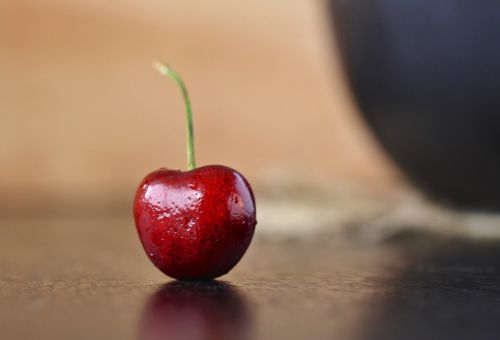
[134,166,256,280]
[134,61,257,280]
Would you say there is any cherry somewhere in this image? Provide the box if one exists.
[134,61,257,280]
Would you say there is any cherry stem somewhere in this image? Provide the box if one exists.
[153,60,196,170]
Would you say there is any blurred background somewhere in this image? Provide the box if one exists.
[2,0,500,238]
[0,0,402,218]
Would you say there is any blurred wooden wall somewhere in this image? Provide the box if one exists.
[0,0,401,212]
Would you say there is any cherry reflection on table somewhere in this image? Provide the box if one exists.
[138,281,253,340]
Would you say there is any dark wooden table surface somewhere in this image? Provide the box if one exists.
[1,216,500,340]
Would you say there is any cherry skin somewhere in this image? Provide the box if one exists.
[134,165,256,280]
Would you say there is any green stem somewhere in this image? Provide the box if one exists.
[153,60,196,170]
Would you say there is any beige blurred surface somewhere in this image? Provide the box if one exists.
[0,0,403,213]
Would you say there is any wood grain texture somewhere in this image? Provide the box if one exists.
[1,216,500,339]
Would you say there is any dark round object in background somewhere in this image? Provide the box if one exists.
[328,0,500,210]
